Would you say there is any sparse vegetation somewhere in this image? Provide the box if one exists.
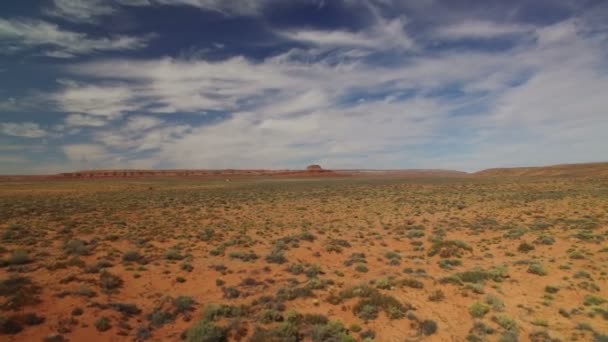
[0,173,606,341]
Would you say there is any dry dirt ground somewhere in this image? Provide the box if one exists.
[0,176,607,341]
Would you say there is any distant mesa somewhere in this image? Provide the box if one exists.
[306,164,324,172]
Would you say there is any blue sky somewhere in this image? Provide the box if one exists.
[1,0,608,174]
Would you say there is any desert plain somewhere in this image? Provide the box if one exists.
[1,164,607,342]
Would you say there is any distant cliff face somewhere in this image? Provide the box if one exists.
[306,165,323,172]
[56,167,337,178]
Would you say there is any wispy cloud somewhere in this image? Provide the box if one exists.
[64,114,108,127]
[45,0,115,23]
[434,20,532,40]
[0,18,152,57]
[281,18,413,51]
[0,122,47,138]
[2,0,607,173]
[53,14,608,170]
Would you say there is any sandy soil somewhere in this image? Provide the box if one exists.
[0,176,607,341]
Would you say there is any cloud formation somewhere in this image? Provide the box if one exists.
[0,0,607,173]
[0,122,47,138]
[0,18,152,57]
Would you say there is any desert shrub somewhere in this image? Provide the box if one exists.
[99,271,122,292]
[94,317,111,332]
[276,286,313,301]
[4,250,32,266]
[343,253,366,266]
[0,315,22,334]
[360,329,376,339]
[146,309,173,327]
[375,278,393,290]
[406,229,425,239]
[545,285,559,294]
[199,227,215,241]
[419,320,438,336]
[0,276,41,310]
[438,258,462,269]
[265,248,286,264]
[355,264,368,273]
[2,225,27,242]
[309,321,355,342]
[527,263,547,276]
[164,248,185,260]
[305,264,322,278]
[186,320,227,342]
[504,228,526,239]
[260,309,283,324]
[485,295,505,311]
[228,251,258,262]
[583,295,606,306]
[325,239,351,253]
[352,291,411,320]
[222,287,240,299]
[528,330,560,342]
[400,278,424,289]
[23,313,45,325]
[428,290,445,302]
[174,296,195,313]
[63,239,93,256]
[468,321,495,340]
[469,302,490,318]
[428,240,472,258]
[202,304,245,321]
[122,250,144,263]
[517,242,535,253]
[445,266,508,285]
[354,303,378,320]
[384,251,401,261]
[287,263,304,275]
[492,314,517,331]
[569,250,585,260]
[534,235,555,245]
[250,322,300,342]
[109,303,141,316]
[135,326,152,340]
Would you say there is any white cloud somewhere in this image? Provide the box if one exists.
[125,116,164,131]
[282,18,413,51]
[45,0,115,23]
[0,18,152,57]
[155,0,266,16]
[53,81,140,118]
[10,14,608,172]
[435,20,532,40]
[0,122,47,138]
[65,114,108,127]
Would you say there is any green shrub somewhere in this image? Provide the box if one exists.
[5,250,31,265]
[186,320,227,342]
[164,248,185,260]
[583,295,606,306]
[174,296,195,313]
[355,264,368,273]
[527,263,547,276]
[469,302,490,318]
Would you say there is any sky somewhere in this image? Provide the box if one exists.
[1,0,608,174]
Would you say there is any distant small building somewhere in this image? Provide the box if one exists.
[306,164,323,172]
